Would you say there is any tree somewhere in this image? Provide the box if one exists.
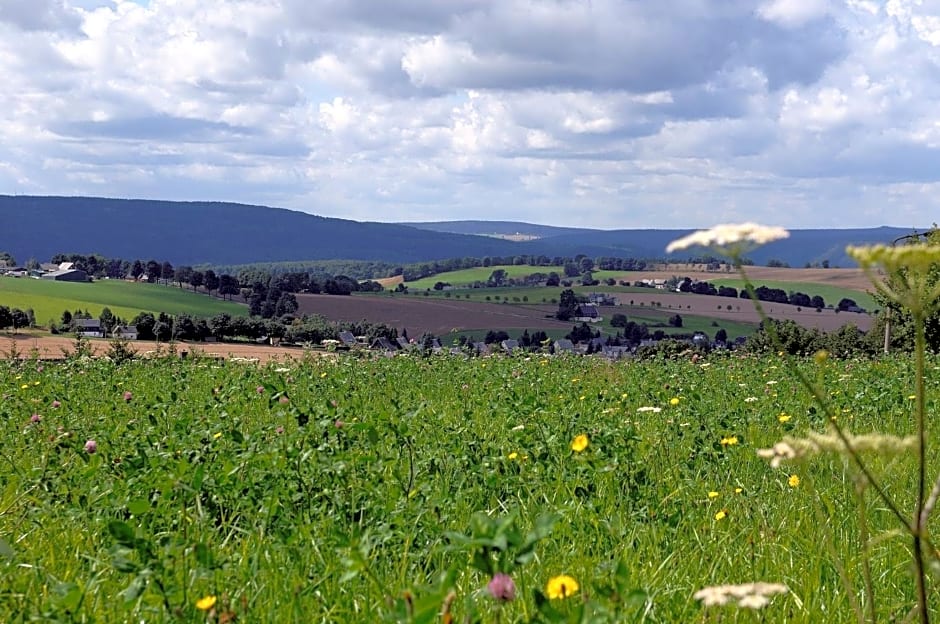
[10,308,28,330]
[190,270,204,292]
[610,313,629,328]
[145,260,161,283]
[714,328,728,343]
[131,260,144,280]
[176,265,193,289]
[0,252,15,267]
[487,269,507,287]
[556,289,579,321]
[161,261,174,284]
[99,307,116,335]
[61,310,73,327]
[811,295,825,309]
[132,312,156,341]
[275,292,299,316]
[204,270,219,296]
[209,313,231,340]
[837,297,858,311]
[0,306,12,330]
[668,314,683,328]
[218,274,240,300]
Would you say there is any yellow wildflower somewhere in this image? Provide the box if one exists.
[720,436,739,447]
[778,413,791,423]
[545,575,579,599]
[508,452,519,460]
[735,487,743,494]
[714,509,727,521]
[213,432,223,440]
[708,491,719,499]
[571,434,589,453]
[195,595,217,610]
[670,397,680,406]
[20,384,29,390]
[814,350,829,364]
[788,474,800,488]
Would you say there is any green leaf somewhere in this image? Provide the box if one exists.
[0,538,14,561]
[127,499,149,516]
[123,575,147,603]
[194,543,213,567]
[108,520,136,548]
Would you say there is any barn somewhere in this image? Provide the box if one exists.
[42,269,88,282]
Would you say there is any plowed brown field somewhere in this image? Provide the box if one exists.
[297,292,874,335]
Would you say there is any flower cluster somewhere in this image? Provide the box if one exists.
[757,432,917,467]
[694,582,788,609]
[666,223,790,258]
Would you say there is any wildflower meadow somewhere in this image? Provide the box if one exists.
[0,347,936,623]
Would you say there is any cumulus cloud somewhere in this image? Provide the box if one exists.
[0,0,937,227]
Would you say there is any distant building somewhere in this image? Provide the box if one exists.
[42,269,88,282]
[573,304,601,322]
[73,318,103,338]
[553,339,575,353]
[112,325,139,340]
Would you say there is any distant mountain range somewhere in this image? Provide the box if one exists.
[0,195,923,267]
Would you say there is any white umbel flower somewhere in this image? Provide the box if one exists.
[694,582,788,609]
[666,223,790,254]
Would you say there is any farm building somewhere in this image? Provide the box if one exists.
[73,319,103,338]
[112,325,138,340]
[42,269,88,282]
[573,304,601,322]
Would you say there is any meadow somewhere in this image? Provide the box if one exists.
[0,277,247,325]
[1,349,935,622]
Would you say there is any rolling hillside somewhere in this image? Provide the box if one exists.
[0,195,924,267]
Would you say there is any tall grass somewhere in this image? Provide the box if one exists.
[0,347,935,622]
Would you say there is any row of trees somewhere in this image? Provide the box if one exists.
[0,306,34,331]
[676,278,836,310]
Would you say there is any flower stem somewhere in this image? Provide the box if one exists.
[913,311,929,624]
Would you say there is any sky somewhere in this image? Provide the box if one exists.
[2,0,940,229]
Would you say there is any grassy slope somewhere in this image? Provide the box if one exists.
[0,277,246,324]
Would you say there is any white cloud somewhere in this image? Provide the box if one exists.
[0,0,937,228]
[758,0,831,28]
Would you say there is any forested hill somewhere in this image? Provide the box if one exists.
[0,196,519,265]
[0,195,920,266]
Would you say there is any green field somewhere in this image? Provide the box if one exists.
[1,352,934,621]
[0,277,247,325]
[709,278,877,312]
[405,266,638,291]
[405,265,560,289]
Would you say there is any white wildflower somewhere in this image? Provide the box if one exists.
[694,582,788,610]
[637,406,663,413]
[666,223,790,254]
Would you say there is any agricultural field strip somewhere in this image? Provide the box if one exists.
[0,277,246,322]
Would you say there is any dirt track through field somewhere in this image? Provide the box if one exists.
[1,335,316,363]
